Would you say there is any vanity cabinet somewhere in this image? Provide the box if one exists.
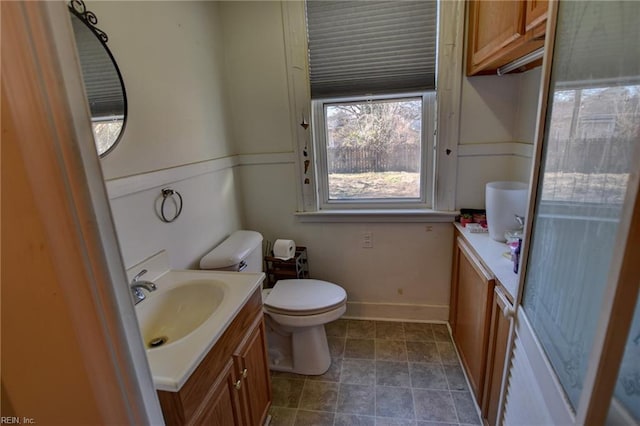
[233,318,272,426]
[157,289,272,426]
[450,236,495,400]
[198,359,244,425]
[450,227,517,425]
[481,286,513,426]
[466,0,547,75]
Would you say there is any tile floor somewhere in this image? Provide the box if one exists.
[268,319,481,426]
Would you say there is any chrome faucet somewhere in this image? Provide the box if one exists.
[130,269,157,305]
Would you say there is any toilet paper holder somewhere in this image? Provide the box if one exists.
[264,244,309,288]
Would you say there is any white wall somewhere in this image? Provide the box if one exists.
[219,1,542,320]
[91,0,541,320]
[456,68,542,208]
[108,165,244,270]
[514,68,543,144]
[237,162,453,320]
[86,1,244,269]
[219,2,294,155]
[94,1,234,180]
[460,74,522,145]
[222,2,453,321]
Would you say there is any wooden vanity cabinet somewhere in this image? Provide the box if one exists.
[196,359,244,425]
[157,289,272,426]
[233,318,272,426]
[450,237,495,401]
[450,229,517,425]
[481,286,514,426]
[466,0,547,76]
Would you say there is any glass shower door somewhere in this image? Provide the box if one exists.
[519,0,640,422]
[607,296,640,423]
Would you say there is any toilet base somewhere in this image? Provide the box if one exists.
[264,317,332,375]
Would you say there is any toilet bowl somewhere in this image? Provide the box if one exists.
[200,230,347,375]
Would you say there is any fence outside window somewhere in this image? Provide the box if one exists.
[327,144,421,174]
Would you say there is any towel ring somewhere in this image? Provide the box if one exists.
[160,188,183,223]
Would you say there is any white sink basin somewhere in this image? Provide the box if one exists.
[127,251,265,391]
[136,279,226,349]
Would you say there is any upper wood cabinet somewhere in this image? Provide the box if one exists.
[467,0,547,76]
[525,0,548,32]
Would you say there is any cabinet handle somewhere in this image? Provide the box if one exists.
[234,380,242,390]
[242,368,248,378]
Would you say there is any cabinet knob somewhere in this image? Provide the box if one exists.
[242,368,248,378]
[234,380,242,390]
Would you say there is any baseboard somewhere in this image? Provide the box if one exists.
[343,301,449,323]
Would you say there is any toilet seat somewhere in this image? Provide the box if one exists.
[264,279,347,316]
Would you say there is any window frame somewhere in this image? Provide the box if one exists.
[281,1,464,216]
[311,91,435,211]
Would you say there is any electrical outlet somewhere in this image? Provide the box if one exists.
[362,231,373,248]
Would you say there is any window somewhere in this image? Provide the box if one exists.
[305,1,438,210]
[92,116,125,155]
[313,93,435,209]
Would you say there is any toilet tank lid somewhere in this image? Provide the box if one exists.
[200,230,263,269]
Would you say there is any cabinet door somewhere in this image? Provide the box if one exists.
[467,0,526,70]
[482,286,513,426]
[525,0,548,32]
[452,237,495,400]
[192,359,244,426]
[234,317,272,426]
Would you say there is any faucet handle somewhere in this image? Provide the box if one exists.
[514,215,525,228]
[132,269,148,284]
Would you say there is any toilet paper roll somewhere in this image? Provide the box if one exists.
[273,239,296,260]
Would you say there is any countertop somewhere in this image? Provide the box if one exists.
[144,270,264,391]
[454,223,520,302]
[127,250,265,392]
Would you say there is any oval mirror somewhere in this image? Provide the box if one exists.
[68,0,127,157]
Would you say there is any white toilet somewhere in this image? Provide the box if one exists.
[200,230,347,375]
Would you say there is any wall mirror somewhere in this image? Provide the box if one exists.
[68,0,127,157]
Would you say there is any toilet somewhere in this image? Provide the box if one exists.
[200,230,347,375]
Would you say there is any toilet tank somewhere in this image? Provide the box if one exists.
[200,230,263,273]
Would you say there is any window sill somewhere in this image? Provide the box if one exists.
[294,209,459,223]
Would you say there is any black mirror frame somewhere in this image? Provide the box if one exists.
[68,0,128,158]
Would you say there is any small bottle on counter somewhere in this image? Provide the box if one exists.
[512,238,522,273]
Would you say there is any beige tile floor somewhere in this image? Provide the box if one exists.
[268,319,481,426]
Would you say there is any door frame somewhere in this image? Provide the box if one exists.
[2,2,163,423]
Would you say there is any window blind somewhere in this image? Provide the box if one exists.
[72,16,125,118]
[306,1,437,98]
